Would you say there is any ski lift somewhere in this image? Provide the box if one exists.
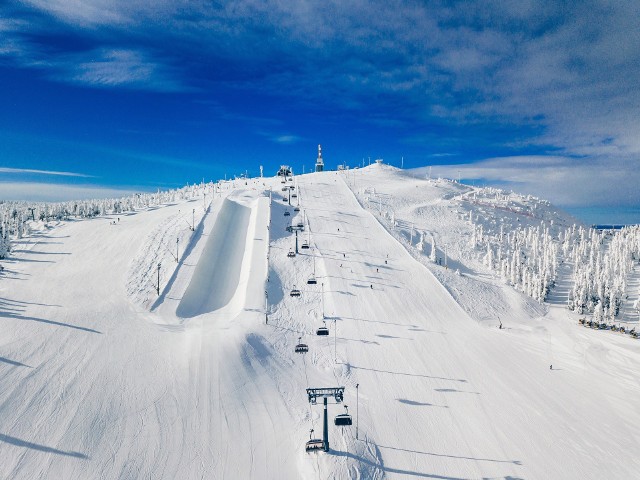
[290,285,301,297]
[287,249,296,258]
[305,429,323,452]
[292,193,297,198]
[284,210,290,216]
[316,322,329,336]
[334,405,353,426]
[283,196,287,201]
[295,337,309,353]
[307,276,317,285]
[294,206,300,212]
[301,241,309,249]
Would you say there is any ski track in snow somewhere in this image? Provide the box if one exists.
[1,166,639,479]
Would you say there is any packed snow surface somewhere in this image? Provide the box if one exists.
[1,164,639,479]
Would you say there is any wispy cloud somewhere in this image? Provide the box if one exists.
[54,49,185,91]
[271,135,302,144]
[425,155,640,208]
[0,167,94,177]
[0,182,139,202]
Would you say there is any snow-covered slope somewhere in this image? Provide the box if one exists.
[1,167,639,479]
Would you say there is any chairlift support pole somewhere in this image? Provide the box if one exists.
[334,317,337,363]
[323,397,328,451]
[156,263,161,296]
[295,230,299,254]
[356,383,359,439]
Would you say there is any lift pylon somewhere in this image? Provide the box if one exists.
[305,387,345,452]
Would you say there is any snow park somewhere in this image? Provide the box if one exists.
[1,162,640,479]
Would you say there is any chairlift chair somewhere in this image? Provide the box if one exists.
[334,405,353,426]
[305,429,323,452]
[316,321,329,336]
[290,285,301,297]
[307,276,317,285]
[292,193,297,198]
[294,206,300,212]
[301,241,310,249]
[287,249,296,258]
[284,210,290,216]
[295,337,309,353]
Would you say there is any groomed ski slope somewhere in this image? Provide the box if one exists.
[0,167,639,479]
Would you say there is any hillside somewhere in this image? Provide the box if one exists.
[1,165,639,479]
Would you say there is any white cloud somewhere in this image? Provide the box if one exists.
[54,49,185,92]
[0,167,93,177]
[271,135,302,144]
[423,155,640,208]
[0,182,140,202]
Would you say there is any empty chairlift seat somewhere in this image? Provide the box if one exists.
[316,322,329,336]
[301,241,309,249]
[334,405,353,426]
[307,276,317,284]
[294,206,300,212]
[290,285,301,297]
[284,210,290,216]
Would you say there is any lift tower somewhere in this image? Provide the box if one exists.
[306,387,345,451]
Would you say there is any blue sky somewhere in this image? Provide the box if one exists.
[1,1,639,222]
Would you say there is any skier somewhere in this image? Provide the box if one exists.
[376,268,379,273]
[549,365,552,370]
[370,284,373,289]
[343,253,346,258]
